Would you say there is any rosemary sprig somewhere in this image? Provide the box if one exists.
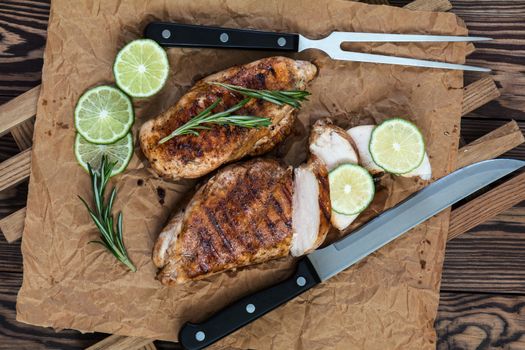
[158,98,272,144]
[78,155,136,272]
[210,82,310,109]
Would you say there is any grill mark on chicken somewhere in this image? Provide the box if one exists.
[140,57,317,180]
[269,194,284,218]
[196,228,213,272]
[204,207,235,255]
[275,188,293,230]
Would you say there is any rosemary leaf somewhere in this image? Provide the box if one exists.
[79,155,136,272]
[158,82,309,144]
[158,98,270,144]
[210,82,310,109]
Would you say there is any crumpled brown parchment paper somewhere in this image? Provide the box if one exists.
[16,0,467,348]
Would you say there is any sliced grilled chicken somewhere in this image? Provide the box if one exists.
[309,119,359,169]
[290,157,331,256]
[140,57,317,181]
[346,125,384,175]
[347,124,432,180]
[309,119,360,231]
[153,159,294,284]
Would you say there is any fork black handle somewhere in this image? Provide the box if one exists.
[178,258,320,350]
[144,22,299,52]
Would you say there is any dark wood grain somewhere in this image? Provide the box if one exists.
[442,203,525,294]
[0,0,49,100]
[436,293,525,350]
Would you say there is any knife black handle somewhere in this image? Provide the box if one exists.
[145,22,299,52]
[178,258,320,350]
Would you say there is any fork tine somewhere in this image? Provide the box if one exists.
[328,50,490,72]
[326,32,492,43]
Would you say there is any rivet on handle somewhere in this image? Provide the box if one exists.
[296,276,306,286]
[161,29,171,39]
[246,303,256,314]
[195,331,206,341]
[220,33,229,43]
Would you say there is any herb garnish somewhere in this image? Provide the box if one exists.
[158,98,272,144]
[79,156,136,272]
[158,83,310,144]
[210,82,310,109]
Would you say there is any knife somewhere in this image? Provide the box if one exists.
[178,158,524,350]
[145,22,491,72]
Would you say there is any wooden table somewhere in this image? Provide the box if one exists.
[1,0,524,349]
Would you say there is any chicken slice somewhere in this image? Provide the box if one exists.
[309,119,360,231]
[140,56,317,181]
[290,158,331,256]
[346,125,384,175]
[309,119,359,169]
[153,159,294,284]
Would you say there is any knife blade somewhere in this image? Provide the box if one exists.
[145,22,491,72]
[178,159,524,350]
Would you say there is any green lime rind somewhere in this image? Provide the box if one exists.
[329,163,375,216]
[369,118,425,175]
[74,85,134,145]
[113,39,170,98]
[74,132,134,177]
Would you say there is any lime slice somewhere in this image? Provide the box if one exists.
[113,39,169,98]
[74,85,134,144]
[329,163,375,215]
[74,132,134,176]
[369,118,425,174]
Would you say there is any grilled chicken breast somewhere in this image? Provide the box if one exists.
[153,156,331,284]
[153,159,294,284]
[309,119,360,231]
[140,57,317,180]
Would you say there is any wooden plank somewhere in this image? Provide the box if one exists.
[0,148,31,192]
[436,293,525,349]
[456,120,525,168]
[0,208,26,243]
[462,76,500,116]
[0,86,40,137]
[403,0,452,11]
[85,335,155,350]
[448,171,525,241]
[461,118,525,160]
[10,118,34,150]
